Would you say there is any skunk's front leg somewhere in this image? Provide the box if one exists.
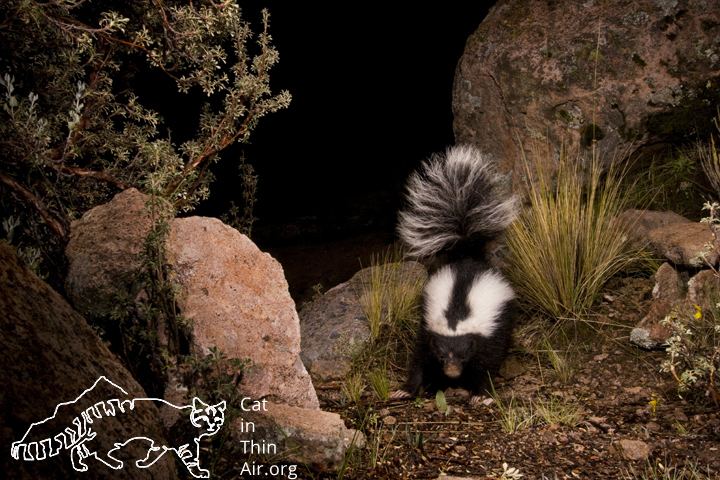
[390,345,425,399]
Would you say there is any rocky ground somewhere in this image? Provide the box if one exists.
[308,275,720,479]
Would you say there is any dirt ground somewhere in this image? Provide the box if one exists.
[313,275,720,479]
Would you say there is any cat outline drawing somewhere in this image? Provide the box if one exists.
[10,375,227,479]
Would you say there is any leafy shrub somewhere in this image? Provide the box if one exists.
[661,303,720,405]
[0,0,289,278]
[660,201,720,406]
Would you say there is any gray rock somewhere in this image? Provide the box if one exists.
[0,244,178,480]
[299,262,426,382]
[453,0,720,175]
[298,278,370,382]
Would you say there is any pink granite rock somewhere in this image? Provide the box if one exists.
[167,217,319,409]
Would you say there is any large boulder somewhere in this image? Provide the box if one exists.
[618,209,718,267]
[453,0,720,173]
[617,209,692,244]
[0,244,178,480]
[167,217,319,409]
[66,188,318,409]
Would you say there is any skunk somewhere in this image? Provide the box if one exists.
[391,145,518,404]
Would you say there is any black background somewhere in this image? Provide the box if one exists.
[203,2,495,238]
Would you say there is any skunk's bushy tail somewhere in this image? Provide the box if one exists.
[398,145,518,260]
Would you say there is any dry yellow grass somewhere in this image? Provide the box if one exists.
[506,143,640,320]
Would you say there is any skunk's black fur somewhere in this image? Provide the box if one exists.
[396,145,518,400]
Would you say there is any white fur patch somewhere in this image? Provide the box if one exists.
[425,267,514,337]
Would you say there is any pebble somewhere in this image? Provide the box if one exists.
[646,421,661,432]
[616,439,651,461]
[673,408,689,422]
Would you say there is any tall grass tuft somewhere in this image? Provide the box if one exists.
[360,245,424,341]
[367,367,391,401]
[506,144,640,320]
[698,111,720,198]
[356,245,424,378]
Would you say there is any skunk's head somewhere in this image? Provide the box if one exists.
[430,334,476,378]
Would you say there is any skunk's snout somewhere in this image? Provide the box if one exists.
[443,355,463,378]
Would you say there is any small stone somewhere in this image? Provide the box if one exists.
[593,353,609,362]
[540,430,556,444]
[673,408,689,422]
[624,386,644,395]
[646,422,661,432]
[630,325,669,350]
[616,439,651,461]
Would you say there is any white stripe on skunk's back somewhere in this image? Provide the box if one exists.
[424,267,515,337]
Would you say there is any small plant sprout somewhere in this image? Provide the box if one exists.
[341,373,366,405]
[367,368,390,401]
[489,388,535,433]
[500,462,524,479]
[534,396,581,427]
[434,390,449,415]
[661,302,720,405]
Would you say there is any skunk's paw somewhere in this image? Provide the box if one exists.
[389,389,412,400]
[469,395,486,406]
